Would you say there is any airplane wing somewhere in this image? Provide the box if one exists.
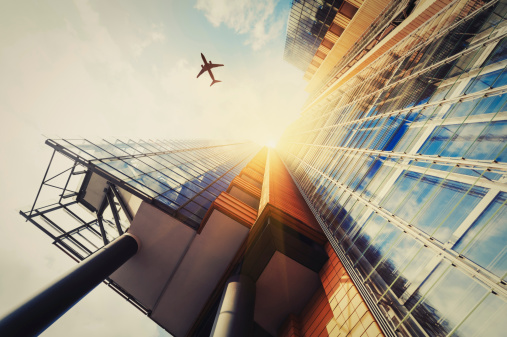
[196,67,207,78]
[208,63,224,69]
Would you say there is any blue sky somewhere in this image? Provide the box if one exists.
[0,1,307,336]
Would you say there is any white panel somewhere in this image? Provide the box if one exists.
[110,202,196,309]
[229,186,260,209]
[118,187,142,216]
[83,173,108,210]
[254,251,321,335]
[150,210,249,337]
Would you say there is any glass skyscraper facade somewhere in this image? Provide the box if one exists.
[48,139,259,227]
[22,139,259,263]
[279,0,507,335]
[8,0,507,336]
[284,0,348,71]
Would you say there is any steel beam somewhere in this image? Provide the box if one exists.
[19,210,84,261]
[109,183,133,223]
[58,162,77,204]
[25,201,78,219]
[97,217,109,245]
[28,149,56,217]
[106,190,124,235]
[40,214,92,256]
[55,220,96,240]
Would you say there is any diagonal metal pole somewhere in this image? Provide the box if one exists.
[58,162,77,204]
[106,189,124,235]
[96,197,110,245]
[108,183,133,223]
[0,234,140,337]
[29,149,56,217]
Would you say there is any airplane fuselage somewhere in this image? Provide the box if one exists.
[197,53,223,86]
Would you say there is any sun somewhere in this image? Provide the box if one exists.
[266,139,277,148]
[253,136,278,148]
[249,128,282,148]
[257,139,278,148]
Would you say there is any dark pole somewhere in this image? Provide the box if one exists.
[0,234,140,336]
[210,274,256,337]
[105,190,124,235]
[109,184,133,223]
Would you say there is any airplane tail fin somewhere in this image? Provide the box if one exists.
[210,80,221,87]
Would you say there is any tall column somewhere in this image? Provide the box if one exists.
[210,274,256,337]
[0,233,140,337]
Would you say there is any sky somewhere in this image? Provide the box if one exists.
[0,0,308,336]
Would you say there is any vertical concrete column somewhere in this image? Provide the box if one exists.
[0,233,140,337]
[210,274,256,337]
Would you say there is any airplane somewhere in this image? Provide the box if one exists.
[196,53,224,86]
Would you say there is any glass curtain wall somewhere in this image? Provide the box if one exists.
[48,139,259,228]
[19,138,259,313]
[279,0,507,336]
[284,0,340,71]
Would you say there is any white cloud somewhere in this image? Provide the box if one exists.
[195,0,284,50]
[132,24,166,56]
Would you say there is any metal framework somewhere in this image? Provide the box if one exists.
[19,138,259,322]
[44,138,258,227]
[19,148,149,314]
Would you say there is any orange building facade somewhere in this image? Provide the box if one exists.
[187,147,386,336]
[13,139,386,336]
[8,1,507,336]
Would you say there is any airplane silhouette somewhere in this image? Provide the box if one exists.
[196,53,224,86]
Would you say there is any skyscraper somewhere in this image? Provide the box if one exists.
[2,0,506,336]
[279,0,507,335]
[10,139,261,335]
[8,136,357,337]
[284,0,362,77]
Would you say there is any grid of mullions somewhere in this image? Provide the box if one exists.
[299,0,505,126]
[284,0,338,71]
[311,0,409,101]
[279,1,507,336]
[50,139,259,227]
